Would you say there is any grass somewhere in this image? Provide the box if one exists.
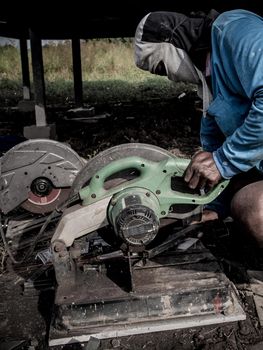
[0,38,196,106]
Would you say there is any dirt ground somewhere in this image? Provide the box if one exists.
[1,92,263,349]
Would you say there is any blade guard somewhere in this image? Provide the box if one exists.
[79,156,229,217]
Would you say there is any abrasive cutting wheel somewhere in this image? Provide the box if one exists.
[21,178,71,214]
[0,139,86,214]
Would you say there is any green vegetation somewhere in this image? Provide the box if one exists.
[0,39,195,106]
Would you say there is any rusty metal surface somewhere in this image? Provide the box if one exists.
[53,241,243,339]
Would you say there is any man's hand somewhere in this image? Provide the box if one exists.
[184,151,222,189]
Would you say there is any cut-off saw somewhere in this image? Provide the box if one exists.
[46,143,246,347]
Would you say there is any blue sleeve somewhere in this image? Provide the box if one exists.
[200,114,225,152]
[211,15,263,178]
[215,89,263,177]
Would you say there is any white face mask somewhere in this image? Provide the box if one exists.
[136,41,200,83]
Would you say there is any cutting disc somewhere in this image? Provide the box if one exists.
[21,187,71,214]
[0,139,86,214]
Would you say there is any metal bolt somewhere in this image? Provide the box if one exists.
[111,338,121,348]
[91,193,96,198]
[146,192,150,197]
[54,242,65,253]
[161,211,166,215]
[156,190,161,195]
[111,198,117,205]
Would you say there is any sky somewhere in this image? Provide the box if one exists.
[0,37,19,47]
[0,37,67,47]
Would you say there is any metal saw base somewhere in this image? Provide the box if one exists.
[49,241,245,347]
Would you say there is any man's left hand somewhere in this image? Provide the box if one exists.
[184,151,222,189]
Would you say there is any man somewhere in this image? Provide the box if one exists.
[134,9,263,247]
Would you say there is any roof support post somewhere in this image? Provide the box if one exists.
[19,38,31,101]
[72,38,83,107]
[29,28,47,127]
[23,29,56,140]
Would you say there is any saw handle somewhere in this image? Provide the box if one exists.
[79,155,229,207]
[81,155,192,198]
[90,156,191,188]
[87,156,156,193]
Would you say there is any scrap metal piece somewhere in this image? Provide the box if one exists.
[6,211,61,239]
[247,270,263,327]
[0,139,86,214]
[145,224,202,259]
[35,247,52,264]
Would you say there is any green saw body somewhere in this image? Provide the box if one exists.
[52,144,229,250]
[77,154,229,247]
[79,155,229,217]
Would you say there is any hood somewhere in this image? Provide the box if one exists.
[134,10,219,113]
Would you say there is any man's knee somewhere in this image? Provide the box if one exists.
[231,181,263,215]
[231,181,263,245]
